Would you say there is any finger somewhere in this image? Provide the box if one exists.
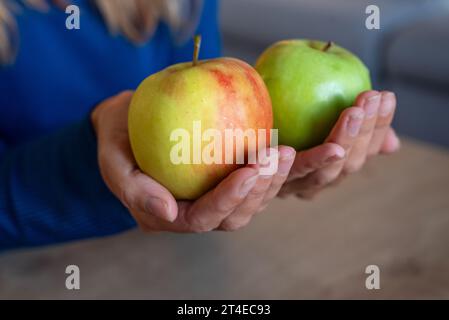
[286,107,365,195]
[218,147,293,229]
[326,106,365,149]
[279,108,365,198]
[279,100,371,198]
[102,90,134,112]
[261,146,296,206]
[218,148,280,231]
[92,91,134,141]
[97,91,177,223]
[345,91,381,173]
[279,168,332,199]
[218,163,275,230]
[380,128,401,154]
[368,91,396,156]
[179,167,259,232]
[355,90,379,107]
[280,166,346,199]
[318,106,365,177]
[287,142,345,182]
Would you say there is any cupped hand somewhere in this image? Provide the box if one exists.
[91,91,296,232]
[279,90,400,199]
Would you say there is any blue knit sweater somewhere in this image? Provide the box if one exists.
[0,0,221,250]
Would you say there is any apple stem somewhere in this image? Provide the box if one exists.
[193,34,202,66]
[322,41,333,52]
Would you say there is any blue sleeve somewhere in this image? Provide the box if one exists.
[171,0,222,63]
[0,117,136,251]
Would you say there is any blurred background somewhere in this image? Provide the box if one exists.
[221,0,449,148]
[0,0,448,300]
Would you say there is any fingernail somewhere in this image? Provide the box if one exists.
[276,148,295,176]
[145,197,173,222]
[280,148,296,161]
[324,155,342,164]
[324,146,346,164]
[240,174,258,197]
[258,147,279,179]
[380,92,395,116]
[365,94,380,118]
[347,111,364,137]
[324,156,339,165]
[335,146,346,158]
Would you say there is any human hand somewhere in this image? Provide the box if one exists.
[91,91,296,232]
[279,90,400,199]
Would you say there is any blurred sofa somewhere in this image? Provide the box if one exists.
[220,0,449,148]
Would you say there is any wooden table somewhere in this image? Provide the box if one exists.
[1,138,448,299]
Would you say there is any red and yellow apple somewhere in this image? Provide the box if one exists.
[128,37,272,200]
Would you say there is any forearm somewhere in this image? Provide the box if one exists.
[0,117,135,251]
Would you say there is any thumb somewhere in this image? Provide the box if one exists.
[100,142,178,222]
[119,171,178,223]
[96,110,178,222]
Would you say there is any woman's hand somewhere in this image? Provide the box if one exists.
[91,91,296,232]
[279,90,400,199]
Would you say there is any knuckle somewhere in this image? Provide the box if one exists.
[211,188,240,213]
[248,186,269,198]
[300,160,315,172]
[191,225,214,233]
[188,219,214,233]
[375,121,390,130]
[341,107,357,119]
[185,215,213,233]
[340,142,353,151]
[213,203,235,217]
[359,124,374,136]
[294,160,316,177]
[310,174,332,187]
[119,187,134,210]
[220,219,249,232]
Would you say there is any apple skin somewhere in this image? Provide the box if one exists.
[128,58,273,200]
[255,40,372,150]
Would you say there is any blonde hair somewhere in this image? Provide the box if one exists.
[0,0,203,64]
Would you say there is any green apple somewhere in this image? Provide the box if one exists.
[128,36,273,200]
[255,40,371,150]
